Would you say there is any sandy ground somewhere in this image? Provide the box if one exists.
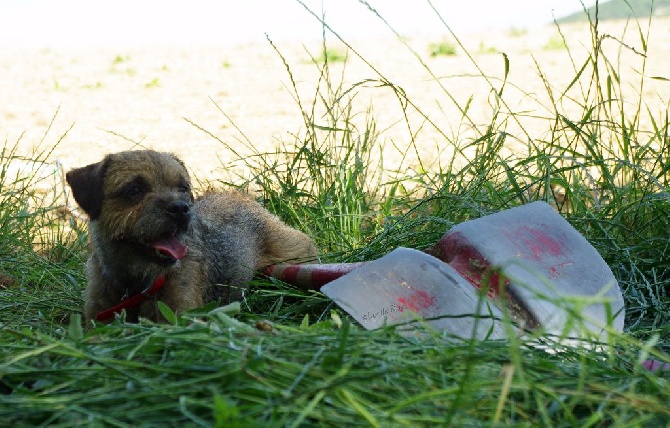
[2,18,669,187]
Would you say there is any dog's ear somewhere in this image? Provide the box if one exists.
[66,159,108,220]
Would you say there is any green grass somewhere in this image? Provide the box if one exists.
[542,35,568,51]
[144,77,161,88]
[2,3,670,427]
[429,40,457,57]
[313,47,348,64]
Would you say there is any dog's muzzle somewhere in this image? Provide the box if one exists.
[166,200,191,229]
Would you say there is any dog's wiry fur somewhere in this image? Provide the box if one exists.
[66,150,318,324]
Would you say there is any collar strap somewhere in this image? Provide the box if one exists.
[95,276,167,322]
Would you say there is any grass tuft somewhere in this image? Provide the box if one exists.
[429,40,457,57]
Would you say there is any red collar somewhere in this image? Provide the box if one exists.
[96,276,167,322]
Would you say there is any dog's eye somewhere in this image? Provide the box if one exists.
[178,185,190,193]
[125,185,144,199]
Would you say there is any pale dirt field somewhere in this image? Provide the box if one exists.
[2,18,669,190]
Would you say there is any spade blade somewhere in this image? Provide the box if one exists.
[321,247,510,340]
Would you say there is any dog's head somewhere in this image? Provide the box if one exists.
[66,150,194,265]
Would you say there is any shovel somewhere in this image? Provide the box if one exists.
[265,202,625,341]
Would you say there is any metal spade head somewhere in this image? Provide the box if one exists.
[321,202,624,343]
[321,247,510,340]
[432,201,625,341]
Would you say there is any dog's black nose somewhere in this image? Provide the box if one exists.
[166,201,191,226]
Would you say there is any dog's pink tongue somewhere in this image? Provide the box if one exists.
[153,236,188,260]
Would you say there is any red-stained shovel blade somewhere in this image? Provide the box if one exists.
[321,248,511,340]
[438,201,624,341]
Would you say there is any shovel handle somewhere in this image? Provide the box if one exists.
[263,232,456,291]
[263,262,367,291]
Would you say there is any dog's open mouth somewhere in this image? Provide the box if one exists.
[149,234,188,262]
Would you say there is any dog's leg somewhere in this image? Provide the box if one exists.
[257,217,319,267]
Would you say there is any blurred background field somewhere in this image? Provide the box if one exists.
[2,1,667,181]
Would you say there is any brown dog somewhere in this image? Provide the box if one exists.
[66,150,318,325]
